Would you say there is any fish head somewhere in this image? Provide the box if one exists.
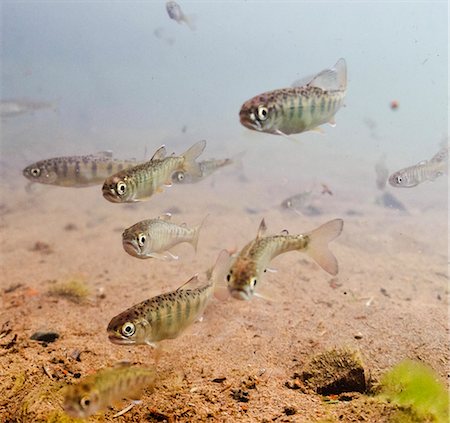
[102,175,131,203]
[63,382,101,418]
[226,257,259,301]
[239,94,277,133]
[122,225,150,258]
[388,170,415,188]
[107,308,150,345]
[280,198,293,209]
[22,163,57,184]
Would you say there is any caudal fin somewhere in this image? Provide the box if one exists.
[191,214,208,252]
[306,219,343,275]
[182,140,206,177]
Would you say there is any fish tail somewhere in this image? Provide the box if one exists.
[306,219,343,275]
[210,250,232,301]
[191,214,208,252]
[182,140,206,177]
[334,58,347,91]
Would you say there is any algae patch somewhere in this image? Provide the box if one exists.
[47,278,90,303]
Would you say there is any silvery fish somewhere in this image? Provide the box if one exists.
[63,365,155,418]
[226,218,343,300]
[102,140,206,203]
[122,213,206,260]
[166,1,194,30]
[172,157,233,184]
[23,152,137,187]
[239,58,347,138]
[0,99,54,118]
[389,147,448,188]
[107,250,229,346]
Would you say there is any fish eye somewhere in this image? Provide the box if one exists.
[121,322,135,337]
[80,396,91,409]
[226,273,231,282]
[257,105,269,121]
[30,168,41,177]
[396,176,403,184]
[116,181,127,195]
[250,277,257,287]
[137,234,146,247]
[177,172,185,181]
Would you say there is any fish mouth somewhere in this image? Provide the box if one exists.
[108,334,136,345]
[102,187,121,203]
[229,288,252,301]
[122,240,140,257]
[239,108,260,131]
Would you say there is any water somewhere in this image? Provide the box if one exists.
[1,1,448,421]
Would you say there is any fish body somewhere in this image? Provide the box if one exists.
[239,59,347,137]
[227,219,343,300]
[102,140,206,203]
[108,277,213,345]
[166,1,194,30]
[0,99,53,118]
[389,147,448,188]
[122,213,205,259]
[63,365,155,418]
[23,152,137,187]
[172,157,232,184]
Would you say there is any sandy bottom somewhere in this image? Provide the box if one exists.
[0,175,448,422]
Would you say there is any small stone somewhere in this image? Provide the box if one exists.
[30,331,59,343]
[231,388,250,402]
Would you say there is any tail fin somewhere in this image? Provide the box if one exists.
[209,250,232,301]
[306,219,343,275]
[182,140,206,177]
[191,214,208,252]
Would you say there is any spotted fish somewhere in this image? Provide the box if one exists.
[63,365,155,418]
[226,218,343,300]
[239,58,347,138]
[23,152,137,187]
[107,250,230,346]
[102,140,206,203]
[389,147,448,188]
[122,213,206,260]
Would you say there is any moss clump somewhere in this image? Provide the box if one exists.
[378,360,449,423]
[47,278,90,303]
[296,348,367,395]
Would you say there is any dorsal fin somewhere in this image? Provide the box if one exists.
[308,58,347,91]
[280,229,289,235]
[256,218,267,238]
[157,213,171,221]
[176,274,199,291]
[180,222,187,228]
[151,145,167,161]
[291,74,315,88]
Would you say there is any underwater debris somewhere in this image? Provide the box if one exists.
[375,192,407,212]
[231,388,250,402]
[284,406,297,415]
[287,348,367,395]
[30,241,53,255]
[47,278,90,303]
[30,331,60,344]
[63,223,78,231]
[377,359,449,423]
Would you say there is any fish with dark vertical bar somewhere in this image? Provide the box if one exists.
[107,250,230,346]
[226,219,344,300]
[239,59,347,138]
[22,152,137,187]
[102,140,206,203]
[63,364,155,418]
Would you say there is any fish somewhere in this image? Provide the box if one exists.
[172,157,233,184]
[22,152,137,187]
[122,213,206,260]
[388,147,448,188]
[102,140,206,203]
[166,1,195,30]
[107,250,230,346]
[239,58,347,138]
[375,153,389,191]
[280,191,313,210]
[0,99,54,118]
[226,218,344,300]
[63,364,155,418]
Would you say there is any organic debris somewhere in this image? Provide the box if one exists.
[47,278,90,303]
[30,241,53,255]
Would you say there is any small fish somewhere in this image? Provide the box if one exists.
[226,219,343,300]
[172,157,233,184]
[0,99,54,118]
[388,147,448,188]
[239,59,347,138]
[122,213,206,260]
[166,1,194,30]
[375,153,389,191]
[63,365,155,418]
[281,191,313,210]
[23,152,137,187]
[102,140,206,203]
[107,250,230,346]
